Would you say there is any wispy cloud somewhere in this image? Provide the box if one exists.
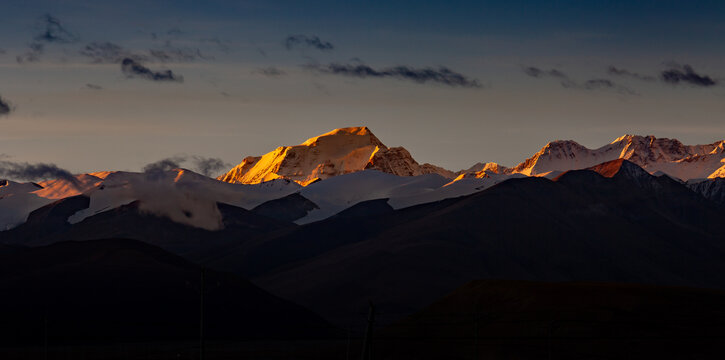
[34,14,78,43]
[80,42,144,63]
[0,160,79,186]
[285,35,334,51]
[0,95,12,116]
[254,66,286,77]
[581,79,636,95]
[192,156,228,177]
[606,66,656,81]
[143,156,228,178]
[16,42,44,63]
[85,83,103,90]
[523,66,635,95]
[661,64,717,87]
[121,58,183,82]
[307,63,482,88]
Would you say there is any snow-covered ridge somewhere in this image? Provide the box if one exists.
[506,134,725,181]
[218,126,456,186]
[1,169,301,231]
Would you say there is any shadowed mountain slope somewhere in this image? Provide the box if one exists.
[0,238,336,346]
[380,280,725,359]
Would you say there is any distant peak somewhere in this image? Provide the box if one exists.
[300,126,381,147]
[587,159,649,179]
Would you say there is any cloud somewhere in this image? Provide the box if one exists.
[34,14,78,43]
[142,156,185,180]
[81,41,208,64]
[79,42,146,63]
[16,42,44,63]
[143,156,228,178]
[522,66,568,79]
[307,63,482,88]
[254,66,286,77]
[191,156,228,177]
[121,58,183,82]
[149,46,209,62]
[285,35,334,51]
[660,64,717,87]
[606,66,656,81]
[581,78,637,95]
[0,96,12,116]
[0,160,79,186]
[201,38,231,53]
[523,66,635,94]
[85,83,103,90]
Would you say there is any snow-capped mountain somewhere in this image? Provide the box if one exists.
[0,169,301,231]
[507,135,725,181]
[218,127,456,186]
[0,174,104,231]
[688,177,725,205]
[3,130,725,233]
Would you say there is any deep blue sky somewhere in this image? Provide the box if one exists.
[1,0,724,173]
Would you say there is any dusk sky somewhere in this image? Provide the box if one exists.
[1,0,724,174]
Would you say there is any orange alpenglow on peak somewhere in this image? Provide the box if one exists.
[218,127,455,185]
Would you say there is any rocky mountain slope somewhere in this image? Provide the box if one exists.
[508,134,725,180]
[218,127,456,185]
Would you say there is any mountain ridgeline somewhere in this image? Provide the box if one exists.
[2,128,725,344]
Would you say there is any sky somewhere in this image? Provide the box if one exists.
[1,0,724,177]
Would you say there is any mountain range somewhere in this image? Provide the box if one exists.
[3,127,725,330]
[3,127,724,232]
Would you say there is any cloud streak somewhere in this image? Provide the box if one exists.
[0,160,79,186]
[121,58,183,82]
[254,67,286,77]
[143,156,228,178]
[34,14,78,43]
[16,42,44,63]
[661,64,717,87]
[192,156,228,177]
[606,66,656,81]
[523,66,635,95]
[80,42,145,63]
[0,96,12,116]
[285,35,334,51]
[308,63,482,88]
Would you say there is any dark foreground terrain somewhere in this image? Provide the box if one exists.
[1,239,724,359]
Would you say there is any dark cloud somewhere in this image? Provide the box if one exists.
[0,49,6,55]
[81,41,208,64]
[606,66,656,81]
[522,66,568,79]
[85,83,103,90]
[16,42,44,63]
[201,38,231,53]
[582,78,636,95]
[0,95,12,116]
[149,45,209,62]
[34,14,78,43]
[523,66,635,94]
[0,160,79,186]
[142,156,185,180]
[285,35,334,51]
[121,58,183,82]
[255,66,286,77]
[660,64,717,87]
[80,42,146,63]
[307,63,482,88]
[192,156,228,177]
[143,156,228,178]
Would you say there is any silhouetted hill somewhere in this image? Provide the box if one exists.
[0,238,335,347]
[241,163,725,325]
[381,280,725,359]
